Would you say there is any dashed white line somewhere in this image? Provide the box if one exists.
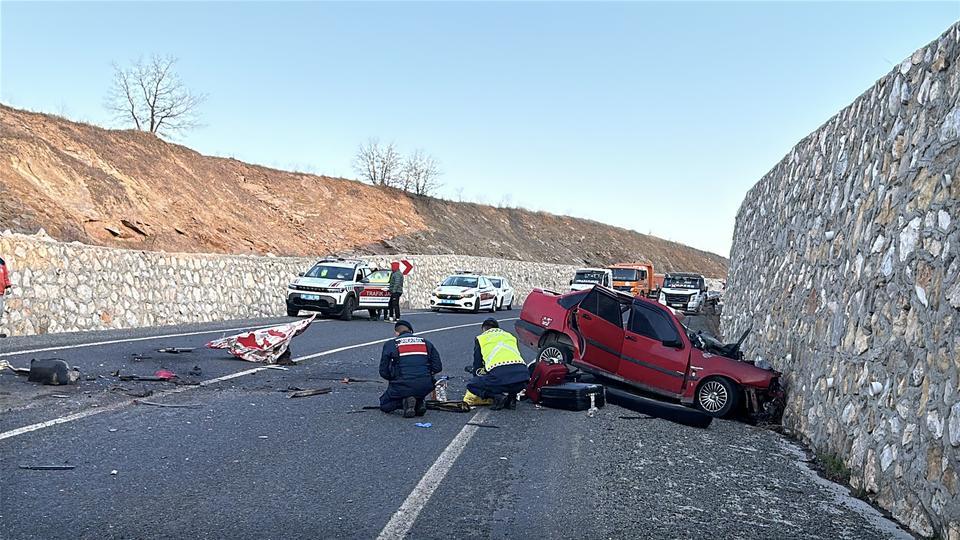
[0,317,518,442]
[376,409,491,540]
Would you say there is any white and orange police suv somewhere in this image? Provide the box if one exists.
[286,258,391,320]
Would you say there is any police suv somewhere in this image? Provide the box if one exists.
[429,272,498,312]
[286,258,384,320]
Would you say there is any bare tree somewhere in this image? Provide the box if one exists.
[400,149,442,196]
[454,186,465,202]
[353,138,402,187]
[106,55,205,137]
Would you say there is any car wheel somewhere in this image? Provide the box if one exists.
[536,341,572,365]
[339,296,357,321]
[286,306,299,317]
[488,299,497,313]
[472,300,480,314]
[695,377,739,417]
[497,298,504,311]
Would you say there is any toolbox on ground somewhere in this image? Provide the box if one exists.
[539,382,605,411]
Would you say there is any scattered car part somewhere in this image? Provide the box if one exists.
[156,347,194,354]
[287,387,332,398]
[136,400,202,408]
[27,359,80,385]
[19,465,76,471]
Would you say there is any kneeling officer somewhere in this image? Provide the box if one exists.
[463,318,529,410]
[379,320,443,417]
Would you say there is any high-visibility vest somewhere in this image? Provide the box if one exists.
[477,329,525,371]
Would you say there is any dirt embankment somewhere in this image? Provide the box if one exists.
[0,105,727,276]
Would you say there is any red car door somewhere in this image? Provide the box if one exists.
[618,301,688,395]
[573,288,624,374]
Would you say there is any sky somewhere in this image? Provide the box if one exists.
[2,1,958,258]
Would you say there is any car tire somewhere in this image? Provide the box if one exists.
[339,296,357,321]
[472,300,480,314]
[488,299,497,313]
[695,377,739,418]
[497,298,504,311]
[536,340,572,365]
[286,306,299,317]
[506,299,513,310]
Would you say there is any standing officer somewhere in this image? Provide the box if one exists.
[463,318,529,410]
[387,261,404,322]
[379,320,442,417]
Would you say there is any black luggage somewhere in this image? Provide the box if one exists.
[539,382,605,411]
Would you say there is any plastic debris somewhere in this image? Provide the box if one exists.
[110,470,118,475]
[287,387,332,399]
[206,315,315,363]
[465,422,500,429]
[19,465,76,471]
[414,422,433,428]
[257,435,269,439]
[188,366,202,376]
[156,347,194,354]
[154,369,176,381]
[425,400,472,413]
[432,376,449,401]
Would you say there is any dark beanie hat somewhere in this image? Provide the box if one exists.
[395,320,413,332]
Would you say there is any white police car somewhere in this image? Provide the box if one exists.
[429,273,498,313]
[488,275,515,311]
[286,258,373,320]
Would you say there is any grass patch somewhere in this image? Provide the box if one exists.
[816,451,851,484]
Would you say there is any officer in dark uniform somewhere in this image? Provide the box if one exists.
[379,320,443,417]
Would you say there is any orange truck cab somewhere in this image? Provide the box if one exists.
[609,263,655,297]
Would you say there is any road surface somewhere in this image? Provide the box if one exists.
[0,311,910,539]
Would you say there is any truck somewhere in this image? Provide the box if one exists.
[515,285,783,418]
[569,268,613,291]
[657,272,710,314]
[609,263,655,298]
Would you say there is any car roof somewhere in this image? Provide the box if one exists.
[665,272,702,278]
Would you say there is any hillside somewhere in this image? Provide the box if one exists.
[0,105,727,276]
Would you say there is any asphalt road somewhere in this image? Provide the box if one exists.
[0,310,911,539]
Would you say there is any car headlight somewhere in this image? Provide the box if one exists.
[323,287,344,293]
[464,293,475,298]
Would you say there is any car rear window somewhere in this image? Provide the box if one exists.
[582,289,623,327]
[559,290,589,309]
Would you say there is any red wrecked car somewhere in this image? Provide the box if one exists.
[516,286,783,418]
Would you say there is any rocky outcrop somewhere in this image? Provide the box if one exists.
[0,232,576,337]
[722,23,959,538]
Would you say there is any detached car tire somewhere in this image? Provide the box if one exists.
[695,377,739,417]
[536,340,572,365]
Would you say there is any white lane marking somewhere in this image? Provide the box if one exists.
[376,409,491,540]
[0,322,306,358]
[0,317,518,442]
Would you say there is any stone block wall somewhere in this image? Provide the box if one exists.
[0,232,578,337]
[722,24,959,538]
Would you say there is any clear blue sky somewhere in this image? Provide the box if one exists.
[2,2,957,257]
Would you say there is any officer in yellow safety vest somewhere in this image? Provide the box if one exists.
[463,318,530,410]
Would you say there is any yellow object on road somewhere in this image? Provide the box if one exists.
[463,390,493,407]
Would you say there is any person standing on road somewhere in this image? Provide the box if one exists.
[387,261,404,322]
[379,320,442,417]
[462,318,529,410]
[0,257,10,338]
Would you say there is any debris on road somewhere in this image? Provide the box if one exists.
[188,366,202,376]
[1,360,30,375]
[18,464,76,471]
[414,422,432,428]
[466,422,500,428]
[263,365,290,371]
[605,387,713,429]
[157,347,194,354]
[618,415,655,420]
[27,359,81,385]
[288,387,332,399]
[130,353,153,361]
[154,369,176,381]
[110,470,118,475]
[258,435,269,439]
[426,400,472,413]
[135,400,202,409]
[206,315,316,363]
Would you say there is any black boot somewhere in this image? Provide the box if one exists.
[491,393,509,411]
[402,396,417,418]
[415,398,427,417]
[506,393,517,410]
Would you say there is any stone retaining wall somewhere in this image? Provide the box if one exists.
[722,23,959,538]
[0,232,577,337]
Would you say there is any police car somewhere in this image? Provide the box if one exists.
[286,258,389,320]
[429,272,498,313]
[488,275,515,311]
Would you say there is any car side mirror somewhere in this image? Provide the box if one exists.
[661,338,684,350]
[297,272,305,277]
